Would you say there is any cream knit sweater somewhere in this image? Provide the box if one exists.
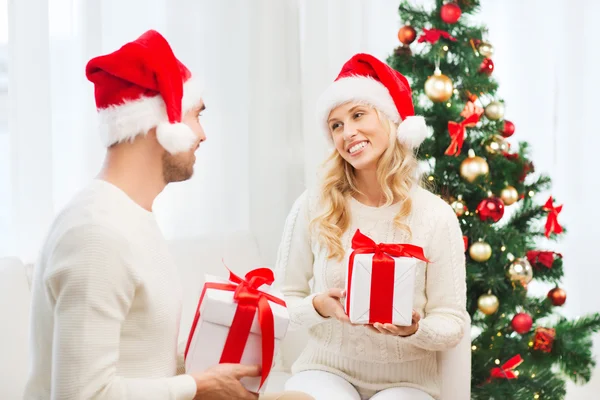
[24,180,197,400]
[274,186,469,399]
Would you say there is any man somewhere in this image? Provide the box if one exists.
[24,30,311,400]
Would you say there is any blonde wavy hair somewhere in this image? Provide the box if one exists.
[309,106,424,261]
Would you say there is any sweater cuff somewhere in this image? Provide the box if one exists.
[169,374,197,400]
[291,293,330,329]
[396,318,463,351]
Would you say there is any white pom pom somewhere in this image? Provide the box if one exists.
[397,116,428,149]
[156,122,197,154]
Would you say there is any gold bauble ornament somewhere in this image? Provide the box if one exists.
[478,41,494,58]
[485,101,505,120]
[460,150,489,183]
[470,241,492,262]
[425,68,454,103]
[478,293,499,315]
[484,134,510,155]
[508,258,534,286]
[451,197,468,217]
[500,186,519,206]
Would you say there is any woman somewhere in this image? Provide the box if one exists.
[274,54,469,400]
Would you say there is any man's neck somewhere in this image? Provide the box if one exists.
[97,147,165,212]
[353,168,386,207]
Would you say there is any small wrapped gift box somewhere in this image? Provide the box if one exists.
[344,229,429,326]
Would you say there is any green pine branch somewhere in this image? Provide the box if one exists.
[389,1,598,398]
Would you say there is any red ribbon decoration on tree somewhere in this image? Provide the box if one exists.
[346,230,430,324]
[543,196,563,238]
[526,250,562,269]
[490,354,524,380]
[445,113,480,156]
[184,266,286,390]
[418,28,457,44]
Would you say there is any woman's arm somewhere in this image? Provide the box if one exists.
[273,191,329,331]
[400,203,469,351]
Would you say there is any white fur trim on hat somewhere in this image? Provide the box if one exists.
[96,77,203,153]
[316,76,400,131]
[397,116,428,149]
[156,122,197,154]
[316,75,428,148]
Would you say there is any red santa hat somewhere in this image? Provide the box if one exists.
[85,30,203,154]
[316,53,428,149]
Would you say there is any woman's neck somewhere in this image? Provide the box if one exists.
[353,168,386,207]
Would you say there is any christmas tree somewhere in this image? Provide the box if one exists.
[388,1,600,398]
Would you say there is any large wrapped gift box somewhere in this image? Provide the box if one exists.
[184,267,289,393]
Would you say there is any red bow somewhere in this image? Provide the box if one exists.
[347,230,429,324]
[543,196,563,238]
[445,113,480,156]
[418,28,457,44]
[527,250,562,268]
[490,354,524,380]
[184,266,285,389]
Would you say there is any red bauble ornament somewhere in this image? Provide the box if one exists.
[398,25,417,45]
[548,287,567,306]
[479,58,494,75]
[440,3,462,24]
[511,313,533,334]
[476,197,505,222]
[501,120,516,138]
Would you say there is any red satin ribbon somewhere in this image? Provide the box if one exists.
[445,113,480,156]
[526,250,562,269]
[184,266,286,389]
[418,28,457,44]
[346,230,429,324]
[490,354,524,380]
[543,196,563,238]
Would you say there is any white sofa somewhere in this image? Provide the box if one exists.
[0,231,471,399]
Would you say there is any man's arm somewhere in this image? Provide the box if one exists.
[45,224,197,400]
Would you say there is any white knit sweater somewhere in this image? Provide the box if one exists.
[24,180,197,400]
[274,186,469,399]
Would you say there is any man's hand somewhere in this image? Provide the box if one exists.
[367,310,421,337]
[312,288,351,323]
[190,363,261,400]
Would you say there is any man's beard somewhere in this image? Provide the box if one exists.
[162,152,194,183]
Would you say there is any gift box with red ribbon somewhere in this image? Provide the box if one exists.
[184,267,289,393]
[345,230,430,326]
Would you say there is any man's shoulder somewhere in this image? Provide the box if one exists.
[42,183,130,255]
